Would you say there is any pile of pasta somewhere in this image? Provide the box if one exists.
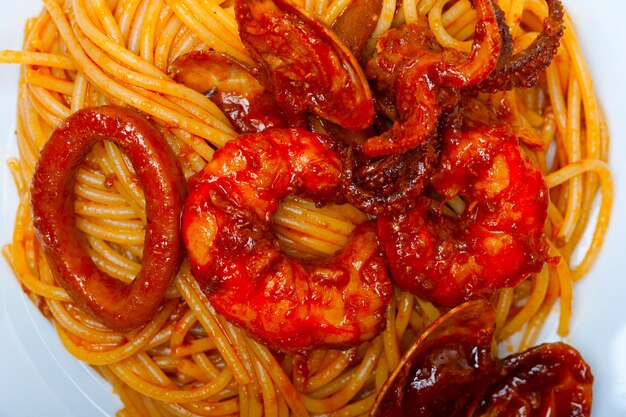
[1,0,613,416]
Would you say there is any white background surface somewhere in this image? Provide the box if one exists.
[1,0,625,416]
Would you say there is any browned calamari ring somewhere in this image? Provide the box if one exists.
[31,106,187,331]
[476,0,565,93]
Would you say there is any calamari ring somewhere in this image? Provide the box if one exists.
[31,106,187,331]
[182,128,392,350]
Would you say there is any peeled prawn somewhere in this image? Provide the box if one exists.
[182,128,391,350]
[378,124,549,306]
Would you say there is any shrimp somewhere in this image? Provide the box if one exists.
[378,124,549,306]
[182,128,391,350]
[361,0,503,158]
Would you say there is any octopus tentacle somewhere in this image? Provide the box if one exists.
[361,0,501,158]
[436,0,503,89]
[475,0,565,93]
[340,138,439,216]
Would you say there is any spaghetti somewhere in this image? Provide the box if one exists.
[1,0,613,416]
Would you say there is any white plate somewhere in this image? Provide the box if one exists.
[1,1,625,416]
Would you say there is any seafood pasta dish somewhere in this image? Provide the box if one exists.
[0,0,613,416]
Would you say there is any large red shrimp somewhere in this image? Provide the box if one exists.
[378,124,549,306]
[182,129,391,350]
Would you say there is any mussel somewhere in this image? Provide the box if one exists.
[371,300,593,417]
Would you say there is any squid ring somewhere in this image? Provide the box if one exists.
[31,106,187,332]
